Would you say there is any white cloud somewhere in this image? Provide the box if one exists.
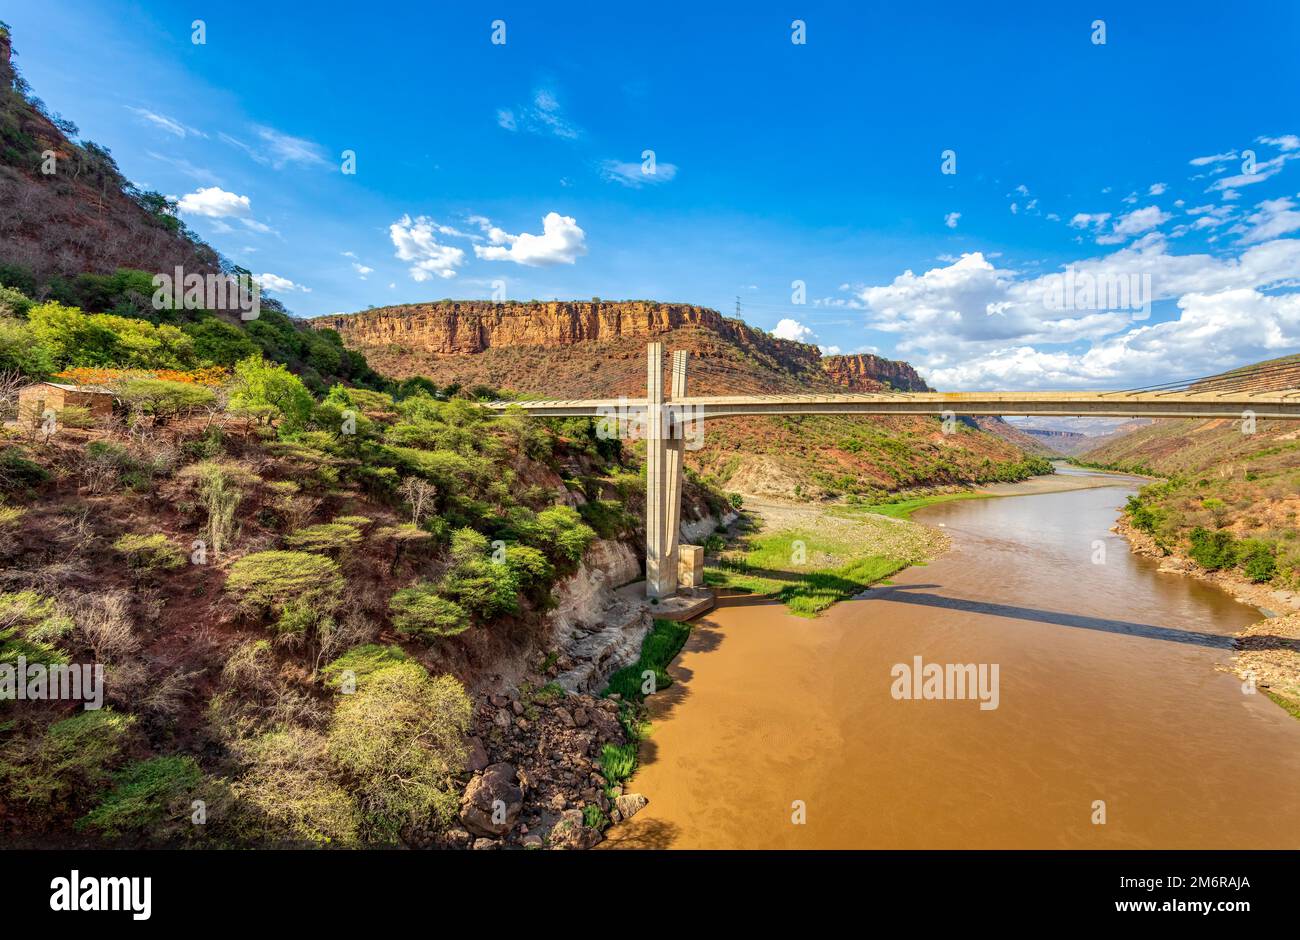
[389,215,467,281]
[472,212,587,266]
[1259,134,1300,152]
[174,186,251,218]
[600,159,678,187]
[254,273,310,293]
[819,344,842,356]
[496,89,580,139]
[1233,197,1300,244]
[1148,182,1167,195]
[1096,205,1172,244]
[221,126,328,169]
[1069,212,1111,230]
[771,319,815,343]
[1190,150,1237,166]
[944,212,961,229]
[352,262,374,278]
[854,235,1300,389]
[127,107,205,139]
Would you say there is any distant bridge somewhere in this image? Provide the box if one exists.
[489,343,1300,599]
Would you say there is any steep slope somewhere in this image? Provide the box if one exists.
[1080,353,1300,593]
[317,302,1050,500]
[0,26,219,284]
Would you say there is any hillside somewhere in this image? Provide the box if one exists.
[316,302,1051,500]
[1080,353,1300,594]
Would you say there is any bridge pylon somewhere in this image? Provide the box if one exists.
[645,343,690,599]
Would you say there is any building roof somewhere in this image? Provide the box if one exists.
[25,382,114,395]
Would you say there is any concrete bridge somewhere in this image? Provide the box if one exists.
[489,343,1300,600]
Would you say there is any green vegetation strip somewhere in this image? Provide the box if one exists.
[706,528,909,616]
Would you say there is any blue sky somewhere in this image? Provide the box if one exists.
[7,0,1300,388]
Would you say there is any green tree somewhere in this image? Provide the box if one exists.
[228,355,314,430]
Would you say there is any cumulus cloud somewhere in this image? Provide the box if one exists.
[472,212,587,266]
[944,212,961,229]
[771,319,815,343]
[1095,206,1172,244]
[389,215,467,281]
[254,273,310,293]
[174,186,251,218]
[854,234,1300,389]
[601,158,678,187]
[1233,197,1300,244]
[1148,182,1167,195]
[352,262,374,278]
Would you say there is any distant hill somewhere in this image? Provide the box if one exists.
[317,301,1050,500]
[1079,353,1300,593]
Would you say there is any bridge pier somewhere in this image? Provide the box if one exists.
[644,343,689,599]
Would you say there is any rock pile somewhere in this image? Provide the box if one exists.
[438,683,647,849]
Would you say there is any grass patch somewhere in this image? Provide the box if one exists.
[707,527,908,616]
[1264,689,1300,721]
[604,618,691,705]
[850,491,988,520]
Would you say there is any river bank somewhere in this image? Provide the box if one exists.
[1114,514,1300,717]
[603,469,1300,849]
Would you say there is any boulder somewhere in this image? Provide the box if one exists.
[459,762,524,837]
[463,736,489,773]
[615,793,648,820]
[547,809,602,850]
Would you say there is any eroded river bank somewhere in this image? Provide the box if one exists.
[605,470,1300,849]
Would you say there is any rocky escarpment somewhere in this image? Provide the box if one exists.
[314,300,823,371]
[822,352,931,392]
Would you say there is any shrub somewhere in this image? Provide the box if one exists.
[77,755,203,839]
[1188,527,1237,571]
[504,544,554,590]
[0,590,71,666]
[178,461,254,557]
[439,557,519,619]
[116,378,216,422]
[320,644,411,691]
[1238,539,1277,583]
[535,505,596,562]
[283,522,363,554]
[325,662,472,842]
[231,727,359,846]
[226,551,343,621]
[0,709,134,807]
[113,533,186,571]
[388,585,470,639]
[604,618,691,704]
[228,356,314,430]
[0,447,49,491]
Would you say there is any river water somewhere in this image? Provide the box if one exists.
[605,470,1300,849]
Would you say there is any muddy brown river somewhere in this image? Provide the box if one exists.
[605,471,1300,849]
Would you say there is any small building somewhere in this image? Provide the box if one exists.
[17,383,114,425]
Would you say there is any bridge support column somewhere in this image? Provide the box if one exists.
[645,342,668,599]
[646,344,690,600]
[663,349,688,595]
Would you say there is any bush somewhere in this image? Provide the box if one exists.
[1188,527,1237,571]
[113,533,187,571]
[388,585,470,639]
[535,505,596,563]
[231,727,359,846]
[320,644,411,691]
[77,755,203,839]
[439,557,519,619]
[226,550,343,621]
[325,662,471,842]
[1238,539,1277,583]
[0,709,134,807]
[228,356,314,430]
[504,544,554,590]
[604,618,690,704]
[116,378,216,422]
[283,522,363,554]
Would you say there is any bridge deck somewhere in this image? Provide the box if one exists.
[488,389,1300,420]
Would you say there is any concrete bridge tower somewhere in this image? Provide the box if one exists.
[644,342,690,599]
